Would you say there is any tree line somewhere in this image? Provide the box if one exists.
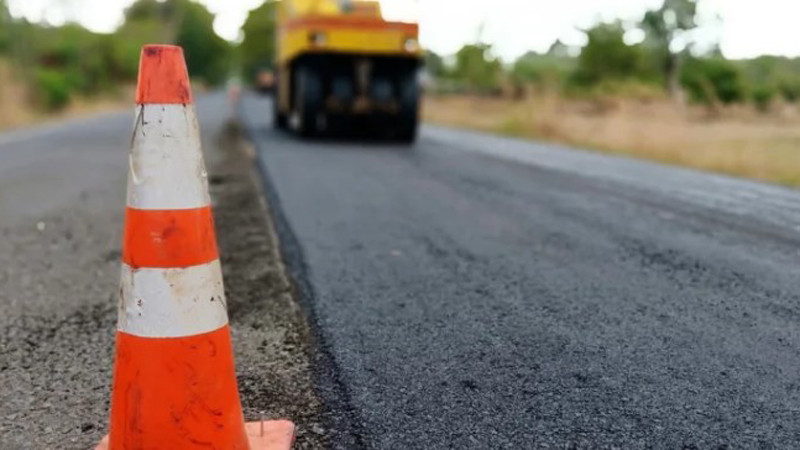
[0,0,232,110]
[1,0,798,112]
[427,0,800,111]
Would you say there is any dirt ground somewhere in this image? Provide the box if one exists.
[424,94,800,187]
[214,122,328,449]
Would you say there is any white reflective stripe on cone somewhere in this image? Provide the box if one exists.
[127,104,211,210]
[118,260,229,338]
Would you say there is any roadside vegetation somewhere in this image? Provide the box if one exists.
[0,0,232,128]
[424,0,800,186]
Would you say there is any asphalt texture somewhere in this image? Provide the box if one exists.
[241,92,800,449]
[0,93,324,449]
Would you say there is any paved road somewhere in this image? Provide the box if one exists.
[242,93,800,449]
[0,93,322,449]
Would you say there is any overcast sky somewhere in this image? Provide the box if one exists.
[7,0,800,61]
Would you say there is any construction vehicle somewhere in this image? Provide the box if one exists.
[273,0,422,142]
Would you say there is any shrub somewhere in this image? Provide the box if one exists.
[751,84,776,111]
[680,57,746,105]
[34,68,72,110]
[778,79,800,102]
[572,22,647,87]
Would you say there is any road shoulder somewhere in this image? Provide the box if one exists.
[213,121,327,449]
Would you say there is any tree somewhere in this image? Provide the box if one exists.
[0,0,10,53]
[452,43,502,92]
[512,49,574,87]
[680,56,745,105]
[546,39,571,59]
[240,1,278,82]
[175,0,232,86]
[640,0,698,97]
[573,21,644,86]
[424,50,446,78]
[119,0,233,86]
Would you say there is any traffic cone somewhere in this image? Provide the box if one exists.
[96,45,295,449]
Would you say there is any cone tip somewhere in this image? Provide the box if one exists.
[135,44,193,105]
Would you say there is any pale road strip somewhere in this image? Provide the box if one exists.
[0,108,131,147]
[423,125,800,233]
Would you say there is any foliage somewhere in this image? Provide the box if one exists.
[34,68,73,110]
[751,84,776,112]
[425,0,800,110]
[640,0,698,94]
[1,0,233,111]
[680,57,745,105]
[4,0,800,113]
[0,0,10,53]
[120,0,233,86]
[778,79,800,102]
[425,51,446,78]
[451,43,502,92]
[572,22,646,86]
[240,1,278,82]
[175,1,232,85]
[737,56,800,103]
[512,47,575,88]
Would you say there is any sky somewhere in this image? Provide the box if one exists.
[7,0,800,61]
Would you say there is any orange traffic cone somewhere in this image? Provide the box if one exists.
[96,45,295,449]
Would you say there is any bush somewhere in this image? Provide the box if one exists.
[451,43,503,92]
[778,79,800,102]
[680,57,746,105]
[572,22,647,87]
[751,84,776,111]
[176,0,233,86]
[240,0,278,83]
[34,69,72,110]
[512,51,574,90]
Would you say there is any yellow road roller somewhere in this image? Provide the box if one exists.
[274,0,422,142]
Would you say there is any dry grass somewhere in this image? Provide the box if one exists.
[423,94,800,187]
[0,59,132,131]
[0,60,37,129]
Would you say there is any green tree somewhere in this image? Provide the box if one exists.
[452,43,502,92]
[640,0,698,96]
[738,55,800,103]
[240,0,278,82]
[0,0,10,53]
[512,47,575,87]
[546,39,571,59]
[425,50,446,78]
[120,0,232,86]
[751,84,776,111]
[573,21,644,86]
[680,56,745,105]
[176,1,232,85]
[778,78,800,102]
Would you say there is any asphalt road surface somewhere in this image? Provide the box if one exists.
[0,93,323,449]
[4,90,800,449]
[241,93,800,449]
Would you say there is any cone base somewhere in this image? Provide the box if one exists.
[95,420,296,450]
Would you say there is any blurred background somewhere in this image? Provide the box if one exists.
[1,0,799,184]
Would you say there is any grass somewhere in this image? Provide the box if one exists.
[0,59,132,131]
[423,94,800,187]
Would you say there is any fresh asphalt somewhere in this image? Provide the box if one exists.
[242,93,800,449]
[0,93,324,448]
[3,90,800,448]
